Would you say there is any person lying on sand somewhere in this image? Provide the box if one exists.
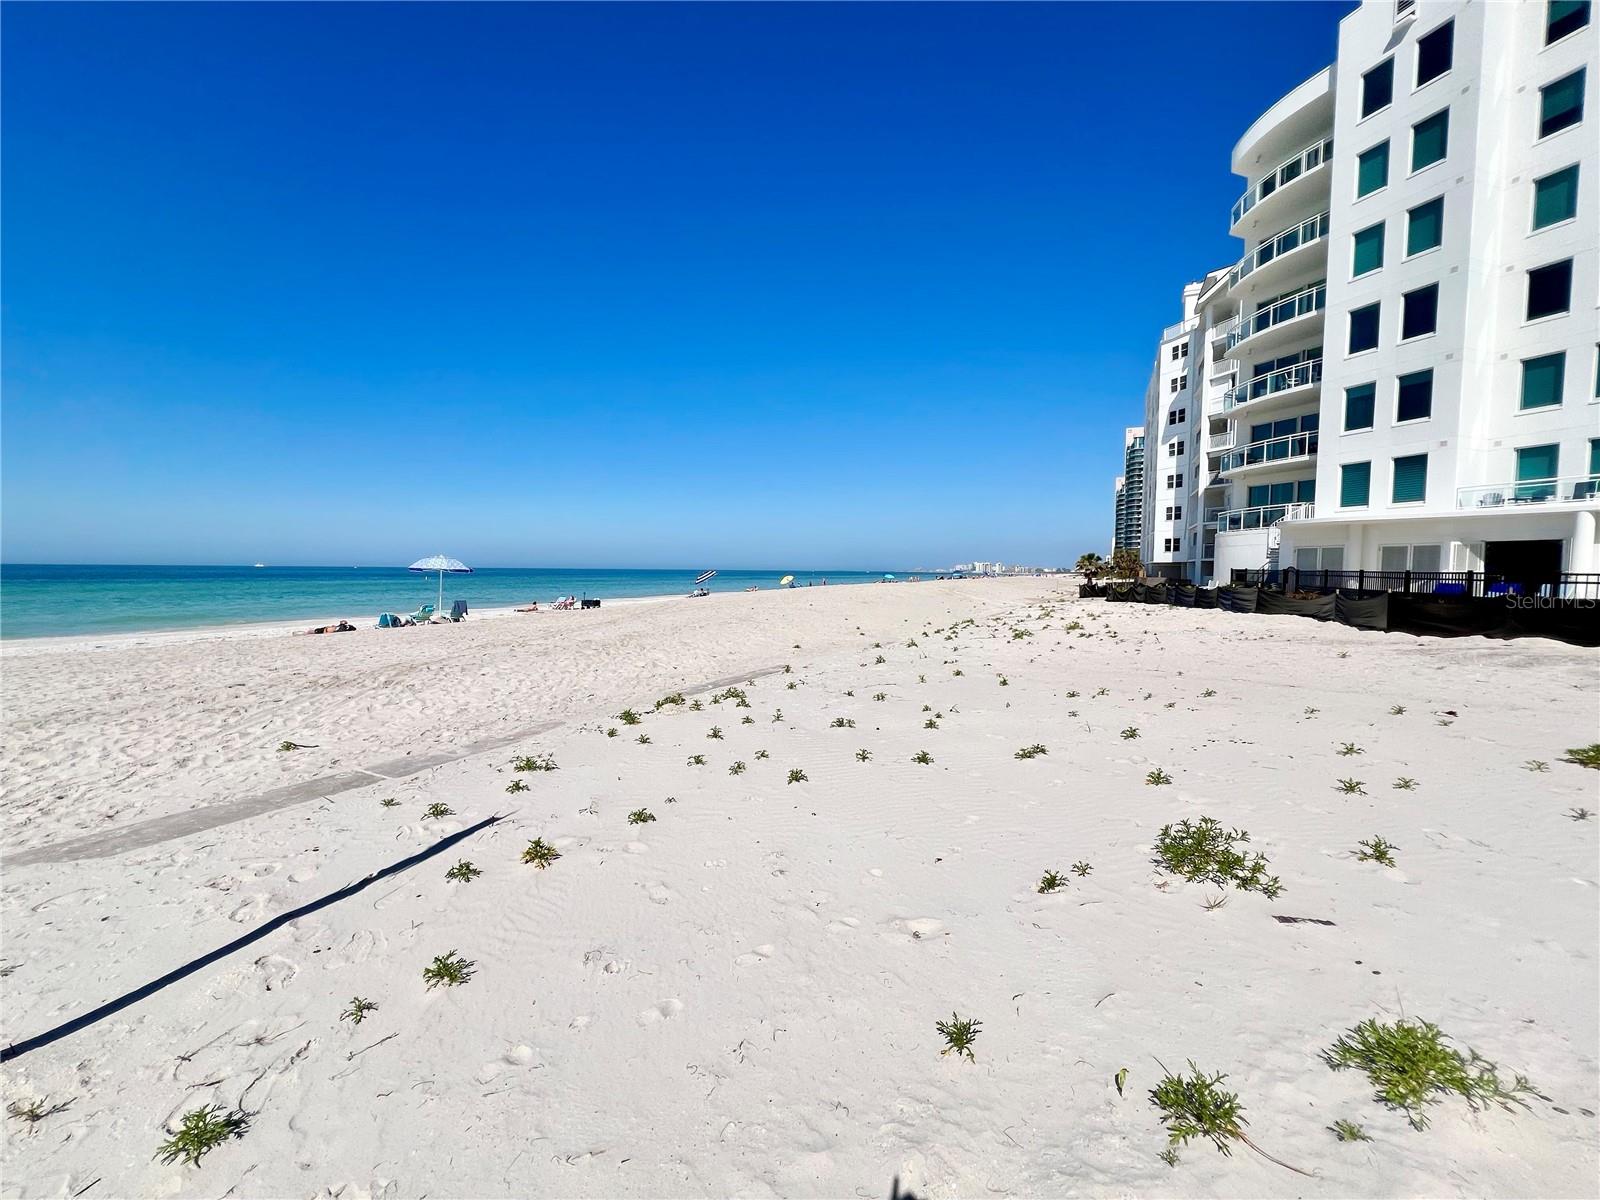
[515,602,539,612]
[300,620,356,635]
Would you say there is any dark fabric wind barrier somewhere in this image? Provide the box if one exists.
[1078,583,1106,599]
[1257,591,1336,620]
[1140,580,1167,604]
[1218,586,1259,613]
[1335,592,1389,631]
[1194,588,1219,609]
[1107,581,1136,603]
[1171,583,1198,608]
[1503,601,1600,647]
[1387,594,1505,638]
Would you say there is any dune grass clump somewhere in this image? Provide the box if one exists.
[1569,807,1593,821]
[505,779,529,793]
[707,725,723,740]
[754,749,769,760]
[341,997,378,1024]
[688,699,704,711]
[1146,768,1172,786]
[618,708,642,725]
[1120,727,1140,740]
[787,768,807,784]
[379,797,399,808]
[422,802,454,819]
[936,1013,982,1061]
[1149,1063,1245,1160]
[1389,705,1406,716]
[1337,778,1367,795]
[1014,744,1048,760]
[1038,869,1067,894]
[604,727,619,738]
[422,950,475,989]
[1330,1119,1370,1142]
[1525,759,1550,772]
[831,717,856,728]
[654,692,686,710]
[628,808,656,825]
[521,838,561,868]
[1393,777,1417,791]
[155,1105,250,1167]
[911,750,933,765]
[1201,688,1216,698]
[1323,1018,1534,1129]
[873,692,887,702]
[512,753,557,773]
[636,733,652,744]
[1562,744,1600,769]
[924,717,940,730]
[728,760,746,775]
[7,1097,72,1125]
[1355,836,1399,867]
[1072,861,1092,877]
[445,860,481,882]
[1339,742,1364,757]
[1153,817,1282,898]
[875,655,886,665]
[686,754,707,766]
[856,749,872,762]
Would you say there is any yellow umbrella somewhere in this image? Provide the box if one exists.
[779,575,794,588]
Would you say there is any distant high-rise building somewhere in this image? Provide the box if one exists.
[1112,427,1145,552]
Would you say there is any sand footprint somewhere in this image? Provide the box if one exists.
[638,998,685,1025]
[733,944,776,966]
[887,917,945,942]
[645,883,675,905]
[826,916,862,934]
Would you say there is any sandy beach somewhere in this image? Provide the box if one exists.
[2,577,1597,1197]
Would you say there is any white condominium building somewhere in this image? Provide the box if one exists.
[1112,426,1146,552]
[1131,0,1597,589]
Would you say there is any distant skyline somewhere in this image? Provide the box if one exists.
[1,2,1352,569]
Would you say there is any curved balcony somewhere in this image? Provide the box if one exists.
[1230,138,1334,233]
[1232,66,1334,188]
[1223,357,1322,418]
[1228,212,1329,296]
[1213,502,1313,532]
[1219,431,1318,477]
[1225,281,1325,358]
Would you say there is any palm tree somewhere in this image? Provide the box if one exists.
[1074,552,1106,580]
[1109,547,1143,580]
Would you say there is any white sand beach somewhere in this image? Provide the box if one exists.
[2,578,1597,1197]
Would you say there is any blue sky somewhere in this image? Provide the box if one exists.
[2,2,1350,569]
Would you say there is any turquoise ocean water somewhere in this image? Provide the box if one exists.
[0,565,909,640]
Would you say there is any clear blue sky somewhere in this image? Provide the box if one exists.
[2,1,1350,569]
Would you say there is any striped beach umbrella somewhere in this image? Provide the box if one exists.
[694,569,717,585]
[409,554,472,612]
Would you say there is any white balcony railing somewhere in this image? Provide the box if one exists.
[1225,282,1326,354]
[1230,138,1335,227]
[1207,431,1235,451]
[1457,476,1600,509]
[1213,502,1314,532]
[1224,357,1322,413]
[1220,430,1319,473]
[1228,212,1330,290]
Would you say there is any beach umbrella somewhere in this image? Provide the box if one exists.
[779,574,795,588]
[409,554,472,612]
[883,573,897,581]
[695,569,717,585]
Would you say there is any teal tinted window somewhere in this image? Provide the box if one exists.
[1533,165,1579,228]
[1353,223,1385,275]
[1516,443,1560,481]
[1357,141,1390,196]
[1411,110,1449,170]
[1349,303,1380,353]
[1540,69,1585,137]
[1590,437,1600,474]
[1341,462,1371,508]
[1405,198,1443,256]
[1521,353,1565,409]
[1392,454,1428,503]
[1269,482,1295,505]
[1296,478,1317,503]
[1345,383,1375,430]
[1246,484,1269,507]
[1548,1,1591,44]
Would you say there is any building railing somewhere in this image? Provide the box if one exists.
[1230,137,1335,227]
[1281,502,1315,521]
[1213,501,1313,531]
[1225,282,1326,353]
[1207,430,1235,451]
[1202,508,1225,526]
[1230,568,1600,601]
[1220,430,1319,472]
[1456,475,1600,509]
[1224,357,1322,413]
[1228,212,1329,290]
[1161,317,1198,342]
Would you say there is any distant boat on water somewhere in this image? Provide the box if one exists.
[253,563,267,568]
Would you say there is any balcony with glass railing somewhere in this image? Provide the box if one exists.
[1230,137,1334,229]
[1223,357,1322,416]
[1213,502,1313,532]
[1225,282,1325,355]
[1227,212,1329,292]
[1456,476,1600,509]
[1219,430,1318,475]
[1207,430,1236,452]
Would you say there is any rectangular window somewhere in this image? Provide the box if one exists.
[1349,303,1381,353]
[1540,69,1586,137]
[1379,544,1409,573]
[1392,453,1428,503]
[1527,259,1573,320]
[1396,369,1434,421]
[1357,141,1390,196]
[1246,484,1269,507]
[1401,284,1439,339]
[1406,197,1444,255]
[1533,164,1579,229]
[1180,343,1189,358]
[1170,377,1179,393]
[1179,375,1188,390]
[1590,437,1600,475]
[1345,383,1376,430]
[1341,462,1372,507]
[1297,479,1317,503]
[1170,344,1180,361]
[1416,19,1453,85]
[1411,544,1441,574]
[1516,443,1561,500]
[1362,58,1394,117]
[1547,0,1591,43]
[1521,353,1565,409]
[1411,109,1448,170]
[1352,222,1385,276]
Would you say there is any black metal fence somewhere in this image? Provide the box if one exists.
[1230,568,1600,601]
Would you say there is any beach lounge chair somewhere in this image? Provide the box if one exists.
[377,612,411,628]
[407,603,435,623]
[449,600,468,621]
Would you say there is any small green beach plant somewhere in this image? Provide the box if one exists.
[341,997,378,1024]
[156,1105,250,1167]
[618,708,642,725]
[445,860,482,882]
[1330,1119,1370,1142]
[1153,817,1282,898]
[1562,744,1600,769]
[1146,768,1172,786]
[1339,742,1364,757]
[1037,870,1067,894]
[627,808,656,825]
[637,733,652,744]
[505,779,528,793]
[873,692,887,701]
[422,950,475,989]
[728,760,746,775]
[1014,744,1048,760]
[707,725,723,739]
[654,692,686,710]
[422,802,454,819]
[521,838,561,868]
[1525,759,1550,772]
[1337,778,1367,795]
[686,754,706,766]
[379,797,398,808]
[513,753,558,772]
[1072,861,1092,877]
[1393,777,1417,790]
[855,749,872,761]
[936,1013,982,1061]
[1355,836,1398,867]
[830,717,855,728]
[787,768,807,784]
[1120,727,1140,740]
[911,750,933,764]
